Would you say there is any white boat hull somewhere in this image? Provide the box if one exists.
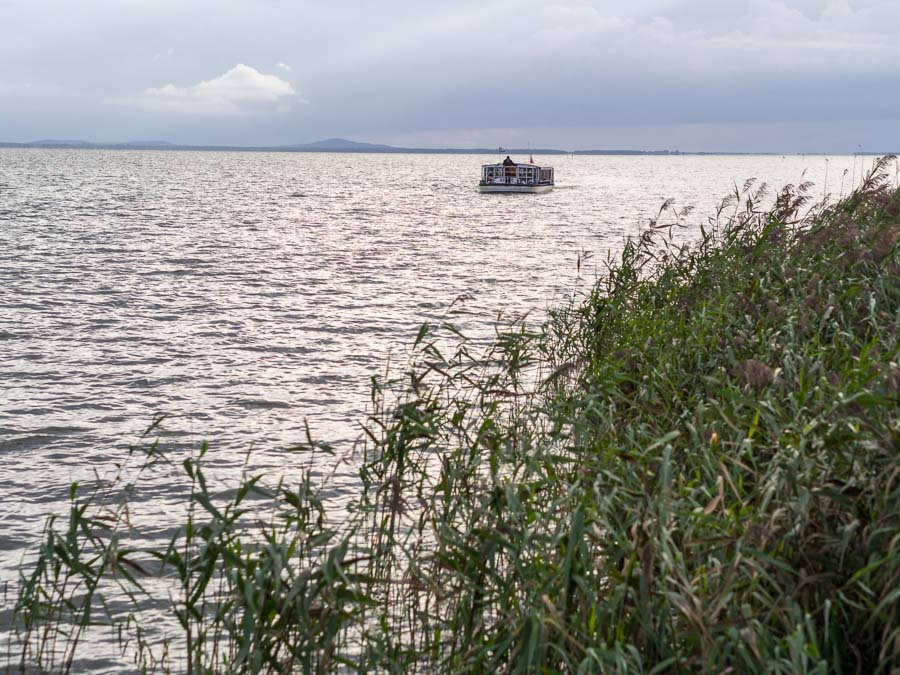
[478,183,553,194]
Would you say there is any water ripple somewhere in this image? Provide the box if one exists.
[0,147,856,591]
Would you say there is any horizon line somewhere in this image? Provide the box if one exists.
[0,138,894,156]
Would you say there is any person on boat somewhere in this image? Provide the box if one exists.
[502,155,515,183]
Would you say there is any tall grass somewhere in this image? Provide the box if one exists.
[5,158,899,673]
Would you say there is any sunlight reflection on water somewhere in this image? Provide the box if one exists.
[0,148,867,582]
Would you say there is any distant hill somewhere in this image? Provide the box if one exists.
[0,139,205,151]
[283,138,398,151]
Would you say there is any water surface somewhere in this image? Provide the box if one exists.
[0,149,864,582]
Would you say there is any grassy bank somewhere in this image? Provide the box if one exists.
[7,158,900,673]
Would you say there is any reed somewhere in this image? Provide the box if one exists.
[5,158,899,673]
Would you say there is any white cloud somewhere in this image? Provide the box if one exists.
[129,64,298,115]
[276,62,291,71]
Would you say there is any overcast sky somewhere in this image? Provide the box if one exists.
[1,0,898,151]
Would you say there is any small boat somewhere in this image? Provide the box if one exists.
[478,155,554,193]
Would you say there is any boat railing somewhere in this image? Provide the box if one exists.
[480,176,543,185]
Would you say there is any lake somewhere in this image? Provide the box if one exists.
[0,149,865,596]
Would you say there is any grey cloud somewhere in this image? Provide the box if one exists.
[1,0,898,150]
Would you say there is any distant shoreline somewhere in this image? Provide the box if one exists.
[0,141,756,155]
[3,137,886,156]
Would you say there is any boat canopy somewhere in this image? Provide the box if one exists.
[480,162,554,186]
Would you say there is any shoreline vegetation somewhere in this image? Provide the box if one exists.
[6,158,900,673]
